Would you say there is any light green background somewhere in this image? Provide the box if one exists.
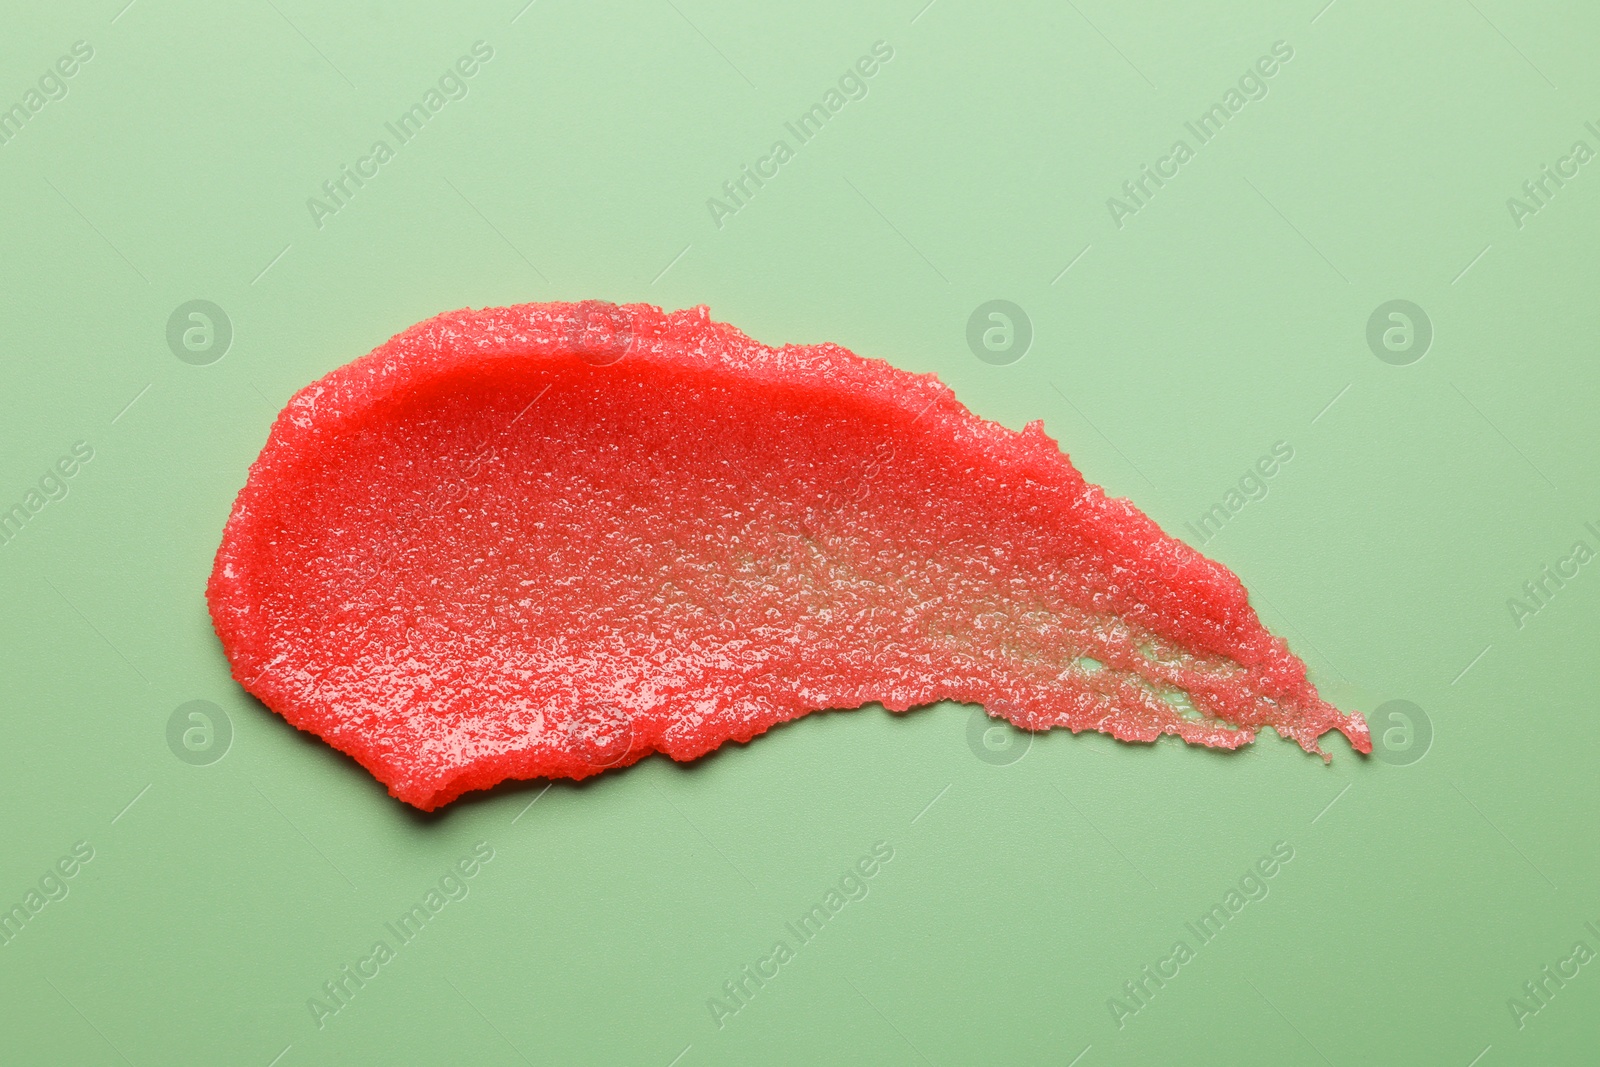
[2,1,1596,1063]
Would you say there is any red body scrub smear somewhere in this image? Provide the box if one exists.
[207,301,1370,810]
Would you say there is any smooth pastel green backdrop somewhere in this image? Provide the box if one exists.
[2,1,1596,1063]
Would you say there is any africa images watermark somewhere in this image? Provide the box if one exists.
[1505,119,1600,230]
[1106,841,1295,1029]
[306,841,496,1029]
[306,41,495,230]
[706,40,895,229]
[0,40,94,148]
[1105,40,1295,229]
[1182,441,1293,547]
[1506,518,1600,631]
[1506,918,1600,1030]
[706,841,895,1029]
[0,841,96,949]
[0,440,95,552]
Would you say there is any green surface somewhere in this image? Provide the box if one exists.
[1,2,1596,1064]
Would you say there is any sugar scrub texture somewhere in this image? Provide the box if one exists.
[206,301,1370,810]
